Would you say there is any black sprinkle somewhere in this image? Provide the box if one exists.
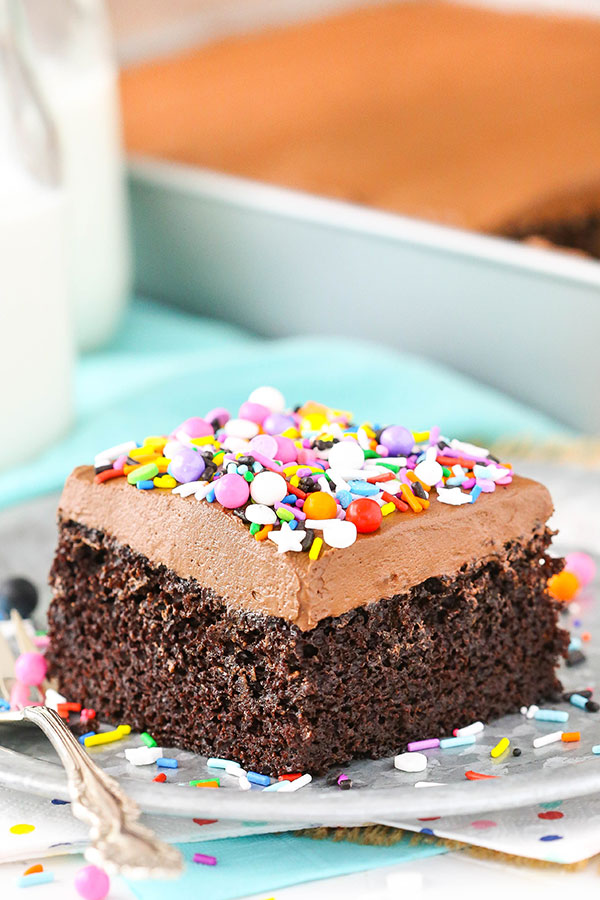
[411,482,428,500]
[566,650,587,668]
[94,463,114,475]
[210,419,221,432]
[563,689,592,701]
[512,748,522,757]
[298,477,320,494]
[300,529,315,553]
[232,507,248,523]
[325,772,340,786]
[339,777,353,790]
[586,700,600,713]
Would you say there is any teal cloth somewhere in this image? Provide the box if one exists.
[1,297,571,511]
[123,832,446,900]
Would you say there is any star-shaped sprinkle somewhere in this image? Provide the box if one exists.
[267,522,306,553]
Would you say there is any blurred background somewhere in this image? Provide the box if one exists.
[0,0,599,573]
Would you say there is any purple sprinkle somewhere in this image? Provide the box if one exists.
[337,773,349,785]
[407,738,440,751]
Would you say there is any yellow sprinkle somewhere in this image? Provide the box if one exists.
[412,430,430,443]
[361,424,376,438]
[381,502,396,516]
[491,737,510,758]
[289,475,300,487]
[190,436,218,446]
[84,725,130,747]
[309,537,323,561]
[143,436,168,452]
[212,452,225,466]
[10,823,35,835]
[154,457,171,474]
[154,474,177,489]
[128,447,159,463]
[280,427,299,439]
[283,465,300,475]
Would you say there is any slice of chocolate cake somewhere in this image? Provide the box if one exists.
[47,390,568,775]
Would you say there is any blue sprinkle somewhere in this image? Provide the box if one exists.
[540,835,563,842]
[136,480,155,490]
[247,771,271,786]
[156,757,178,768]
[283,494,297,505]
[78,731,96,744]
[439,735,476,749]
[17,873,55,887]
[226,463,237,474]
[252,462,263,473]
[238,465,248,474]
[535,709,569,723]
[470,485,483,503]
[569,693,588,709]
[420,828,434,835]
[335,490,353,509]
[445,476,464,487]
[51,798,69,805]
[592,745,600,755]
[348,480,379,496]
[206,487,216,503]
[0,698,10,711]
[288,519,298,530]
[568,636,582,652]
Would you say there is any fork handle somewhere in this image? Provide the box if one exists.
[22,706,182,878]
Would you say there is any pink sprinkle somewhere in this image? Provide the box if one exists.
[295,467,312,477]
[113,454,127,470]
[33,635,50,649]
[461,478,476,490]
[496,475,513,485]
[250,450,281,472]
[471,820,497,829]
[376,445,389,457]
[476,479,496,492]
[193,853,217,866]
[407,738,440,751]
[429,426,440,445]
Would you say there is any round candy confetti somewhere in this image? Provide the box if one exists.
[214,473,250,509]
[0,577,38,619]
[14,652,47,687]
[303,492,338,520]
[250,472,288,506]
[345,498,383,534]
[394,752,427,773]
[414,459,443,486]
[263,413,295,434]
[322,519,357,549]
[379,425,414,456]
[565,552,596,587]
[168,448,205,484]
[223,418,260,440]
[249,434,279,459]
[328,439,364,471]
[175,417,213,440]
[245,504,278,525]
[74,865,110,900]
[547,570,580,602]
[248,385,285,413]
[238,401,270,425]
[274,435,298,464]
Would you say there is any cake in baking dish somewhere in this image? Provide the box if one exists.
[47,389,568,774]
[120,1,600,257]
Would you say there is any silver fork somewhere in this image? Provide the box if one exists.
[0,626,182,878]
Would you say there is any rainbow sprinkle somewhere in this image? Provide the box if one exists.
[93,385,514,555]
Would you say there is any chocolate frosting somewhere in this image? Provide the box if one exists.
[59,467,553,631]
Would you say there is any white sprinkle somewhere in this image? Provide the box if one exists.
[318,476,335,495]
[44,688,67,710]
[437,487,472,506]
[94,440,136,467]
[125,746,163,766]
[533,731,563,748]
[326,469,351,491]
[526,705,539,720]
[450,438,490,458]
[172,480,207,498]
[394,752,428,773]
[455,721,485,738]
[238,775,252,791]
[225,762,247,777]
[245,504,278,525]
[520,706,528,715]
[414,781,446,788]
[283,773,312,791]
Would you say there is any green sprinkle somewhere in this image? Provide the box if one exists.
[140,731,157,748]
[374,462,400,473]
[190,778,220,787]
[442,466,451,477]
[276,508,294,522]
[244,471,254,482]
[363,449,379,459]
[249,522,260,535]
[128,463,159,484]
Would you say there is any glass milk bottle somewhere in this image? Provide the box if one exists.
[0,20,72,467]
[19,0,131,350]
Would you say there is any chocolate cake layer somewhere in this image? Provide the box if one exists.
[47,518,567,775]
[121,1,600,243]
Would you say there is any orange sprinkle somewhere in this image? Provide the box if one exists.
[255,524,274,541]
[195,781,219,789]
[561,732,581,743]
[406,470,431,492]
[278,773,303,781]
[399,483,423,513]
[123,463,142,475]
[23,865,43,876]
[465,770,498,781]
[582,632,591,642]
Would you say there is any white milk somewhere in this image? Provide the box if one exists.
[0,67,72,467]
[26,0,131,350]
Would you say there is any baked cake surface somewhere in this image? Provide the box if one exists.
[47,390,568,773]
[121,1,600,250]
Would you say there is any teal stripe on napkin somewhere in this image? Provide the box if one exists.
[0,297,570,511]
[123,832,446,900]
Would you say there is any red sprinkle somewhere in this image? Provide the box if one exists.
[465,770,498,781]
[80,708,96,720]
[367,472,396,484]
[278,773,303,782]
[285,483,307,500]
[381,491,409,512]
[153,773,167,783]
[193,818,218,826]
[94,468,125,484]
